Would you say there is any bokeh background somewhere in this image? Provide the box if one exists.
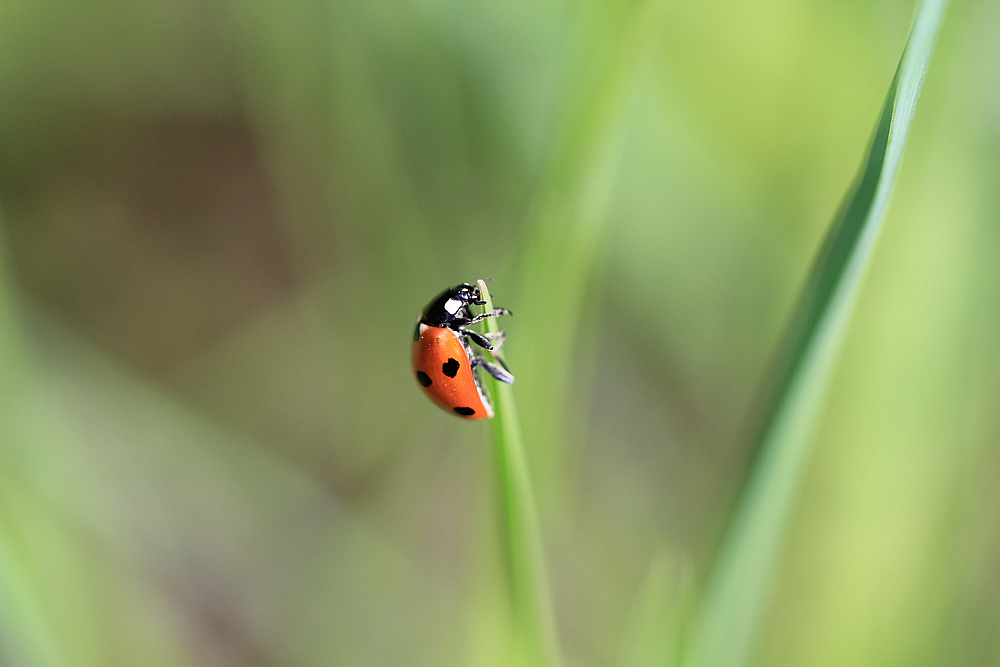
[1,1,998,666]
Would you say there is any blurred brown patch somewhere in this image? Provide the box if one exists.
[3,110,297,372]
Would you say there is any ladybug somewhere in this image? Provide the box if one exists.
[412,282,514,419]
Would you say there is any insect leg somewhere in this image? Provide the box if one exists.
[461,328,506,352]
[465,308,512,325]
[472,356,514,384]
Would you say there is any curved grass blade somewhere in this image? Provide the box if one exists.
[479,280,561,667]
[687,2,948,666]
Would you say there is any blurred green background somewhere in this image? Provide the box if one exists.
[0,1,997,666]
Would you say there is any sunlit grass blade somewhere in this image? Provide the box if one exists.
[687,2,948,667]
[478,280,561,667]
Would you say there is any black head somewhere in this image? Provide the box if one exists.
[420,282,486,328]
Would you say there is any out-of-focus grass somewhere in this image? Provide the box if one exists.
[0,1,998,666]
[511,0,662,502]
[615,549,690,667]
[0,238,62,667]
[688,2,947,666]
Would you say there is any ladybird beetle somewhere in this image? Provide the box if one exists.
[412,282,514,419]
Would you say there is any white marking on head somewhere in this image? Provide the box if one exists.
[444,298,462,315]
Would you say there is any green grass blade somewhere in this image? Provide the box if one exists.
[687,2,948,667]
[479,280,562,667]
[475,2,661,661]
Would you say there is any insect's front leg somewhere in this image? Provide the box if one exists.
[465,307,512,326]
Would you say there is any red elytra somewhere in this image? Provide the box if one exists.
[412,323,493,420]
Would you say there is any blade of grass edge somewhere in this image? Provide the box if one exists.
[479,280,561,667]
[687,2,948,667]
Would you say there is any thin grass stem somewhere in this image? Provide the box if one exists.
[478,280,561,667]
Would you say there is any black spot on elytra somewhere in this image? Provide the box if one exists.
[416,371,432,387]
[442,358,460,378]
[454,407,475,416]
